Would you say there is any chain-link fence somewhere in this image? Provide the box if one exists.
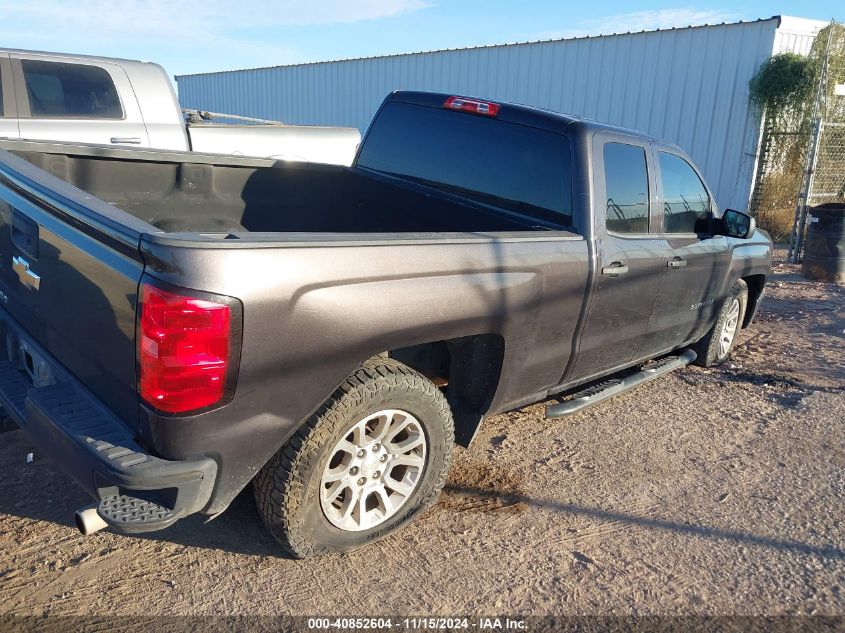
[810,122,845,202]
[747,21,845,259]
[787,22,845,262]
[748,126,807,242]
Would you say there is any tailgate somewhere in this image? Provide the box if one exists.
[0,149,147,429]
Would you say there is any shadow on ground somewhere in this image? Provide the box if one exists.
[1,436,842,562]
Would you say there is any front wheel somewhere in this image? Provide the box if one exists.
[253,357,454,558]
[693,279,748,367]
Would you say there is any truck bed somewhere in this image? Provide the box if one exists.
[4,141,556,236]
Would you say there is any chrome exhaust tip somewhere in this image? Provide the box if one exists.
[74,505,108,536]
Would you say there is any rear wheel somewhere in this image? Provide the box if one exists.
[693,279,748,367]
[253,357,454,558]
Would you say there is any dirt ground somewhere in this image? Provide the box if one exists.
[1,248,843,620]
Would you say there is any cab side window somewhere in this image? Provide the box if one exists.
[658,152,711,234]
[21,60,122,119]
[603,142,649,234]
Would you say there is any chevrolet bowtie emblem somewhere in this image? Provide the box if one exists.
[12,255,40,291]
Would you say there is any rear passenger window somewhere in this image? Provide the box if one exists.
[604,142,649,234]
[658,152,711,234]
[22,60,122,119]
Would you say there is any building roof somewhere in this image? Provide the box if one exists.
[177,16,791,79]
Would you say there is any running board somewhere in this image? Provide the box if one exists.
[545,349,697,418]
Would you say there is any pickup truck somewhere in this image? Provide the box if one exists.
[0,91,771,558]
[0,48,360,165]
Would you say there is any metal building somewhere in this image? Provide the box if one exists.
[176,15,825,211]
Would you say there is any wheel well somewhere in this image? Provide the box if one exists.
[741,274,766,328]
[388,334,505,447]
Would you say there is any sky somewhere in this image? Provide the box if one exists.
[1,1,842,77]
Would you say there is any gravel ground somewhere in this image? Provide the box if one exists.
[0,249,843,621]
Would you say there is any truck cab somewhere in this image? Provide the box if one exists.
[0,47,360,164]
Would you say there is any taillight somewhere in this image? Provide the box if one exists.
[138,283,233,414]
[443,96,501,117]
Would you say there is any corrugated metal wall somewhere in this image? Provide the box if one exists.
[177,18,809,211]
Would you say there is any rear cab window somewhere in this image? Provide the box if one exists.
[356,101,573,229]
[21,60,123,119]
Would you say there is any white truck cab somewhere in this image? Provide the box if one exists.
[0,49,360,165]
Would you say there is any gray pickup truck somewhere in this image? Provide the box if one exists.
[0,91,771,558]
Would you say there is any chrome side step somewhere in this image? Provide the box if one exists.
[545,349,697,418]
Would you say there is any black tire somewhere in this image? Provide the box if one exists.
[693,279,748,367]
[253,357,454,558]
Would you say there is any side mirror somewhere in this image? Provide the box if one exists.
[720,209,756,239]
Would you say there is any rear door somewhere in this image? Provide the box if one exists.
[0,54,19,140]
[0,151,146,426]
[648,148,731,350]
[570,133,665,382]
[10,55,150,148]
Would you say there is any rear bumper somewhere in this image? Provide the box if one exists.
[0,310,217,533]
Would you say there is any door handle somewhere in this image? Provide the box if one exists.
[11,210,39,258]
[110,137,142,144]
[667,257,687,268]
[601,262,629,277]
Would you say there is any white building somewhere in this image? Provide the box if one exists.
[176,15,826,212]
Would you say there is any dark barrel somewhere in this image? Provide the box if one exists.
[802,203,845,284]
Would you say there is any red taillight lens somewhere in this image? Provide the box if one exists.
[443,96,501,117]
[139,284,231,414]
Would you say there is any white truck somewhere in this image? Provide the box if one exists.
[0,48,360,165]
